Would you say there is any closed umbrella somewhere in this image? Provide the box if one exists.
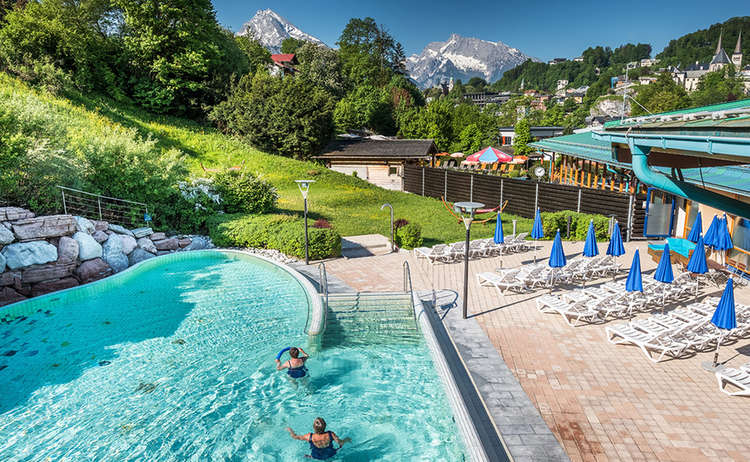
[705,278,737,370]
[494,213,504,268]
[583,220,599,257]
[607,222,626,278]
[687,211,702,243]
[548,229,567,287]
[531,208,544,263]
[625,249,643,292]
[687,235,708,296]
[703,215,720,249]
[714,214,734,266]
[654,242,674,308]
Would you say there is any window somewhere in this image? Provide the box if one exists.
[729,217,750,273]
[684,201,700,238]
[388,166,399,176]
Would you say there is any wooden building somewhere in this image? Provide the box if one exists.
[315,138,437,191]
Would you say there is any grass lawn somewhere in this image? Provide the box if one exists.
[2,74,532,244]
[67,90,532,244]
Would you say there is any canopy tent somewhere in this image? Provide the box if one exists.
[466,147,513,164]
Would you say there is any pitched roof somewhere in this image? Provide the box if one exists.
[271,54,296,64]
[735,30,743,54]
[315,139,437,160]
[711,49,731,65]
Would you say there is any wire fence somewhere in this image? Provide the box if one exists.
[57,186,150,228]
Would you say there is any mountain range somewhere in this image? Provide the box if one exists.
[237,10,532,88]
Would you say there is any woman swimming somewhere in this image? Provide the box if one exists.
[287,417,351,460]
[275,346,309,378]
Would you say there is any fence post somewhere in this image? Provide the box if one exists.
[512,219,517,237]
[444,169,448,201]
[470,174,474,202]
[97,197,103,220]
[500,179,504,208]
[61,189,68,215]
[422,167,425,196]
[566,215,572,239]
[534,182,539,213]
[577,189,582,213]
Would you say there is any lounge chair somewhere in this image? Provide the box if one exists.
[414,244,453,264]
[477,270,526,294]
[716,368,750,396]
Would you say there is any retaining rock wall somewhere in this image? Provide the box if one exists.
[0,207,213,307]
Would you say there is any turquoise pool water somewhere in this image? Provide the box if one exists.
[0,251,465,461]
[648,237,696,258]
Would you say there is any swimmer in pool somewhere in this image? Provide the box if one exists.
[287,417,351,460]
[275,346,309,378]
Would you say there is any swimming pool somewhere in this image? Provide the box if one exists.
[0,251,466,461]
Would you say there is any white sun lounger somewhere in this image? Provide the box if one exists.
[477,270,525,294]
[716,368,750,396]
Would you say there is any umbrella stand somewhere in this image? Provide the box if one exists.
[533,238,537,264]
[702,332,728,372]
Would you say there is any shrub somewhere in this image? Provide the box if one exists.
[213,170,278,214]
[208,213,341,260]
[573,214,610,241]
[395,223,423,249]
[539,211,610,240]
[313,219,331,228]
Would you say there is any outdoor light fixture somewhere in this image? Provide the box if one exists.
[295,180,316,265]
[453,201,484,319]
[381,203,395,253]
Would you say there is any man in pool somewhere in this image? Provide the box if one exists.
[275,346,309,378]
[286,417,351,460]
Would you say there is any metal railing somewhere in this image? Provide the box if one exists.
[304,262,329,336]
[57,185,149,227]
[403,261,417,327]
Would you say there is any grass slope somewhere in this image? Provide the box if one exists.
[2,75,532,244]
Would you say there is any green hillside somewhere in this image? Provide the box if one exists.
[0,74,530,245]
[657,17,750,68]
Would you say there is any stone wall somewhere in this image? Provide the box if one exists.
[0,207,213,307]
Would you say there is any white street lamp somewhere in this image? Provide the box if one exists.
[295,180,316,265]
[453,201,484,319]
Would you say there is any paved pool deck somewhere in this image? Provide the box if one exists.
[319,240,750,462]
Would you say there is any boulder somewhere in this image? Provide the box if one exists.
[31,277,79,297]
[150,232,167,241]
[132,227,153,239]
[0,287,26,307]
[153,238,179,251]
[156,250,171,256]
[178,238,192,248]
[0,207,34,222]
[102,234,123,257]
[21,263,76,284]
[92,231,109,244]
[0,252,4,272]
[0,271,20,287]
[1,241,58,270]
[105,253,129,273]
[184,236,210,251]
[57,236,79,263]
[12,215,76,241]
[75,258,112,283]
[136,237,157,254]
[0,224,14,245]
[73,232,103,261]
[120,235,137,255]
[73,216,96,234]
[128,248,155,265]
[108,224,135,237]
[92,220,108,231]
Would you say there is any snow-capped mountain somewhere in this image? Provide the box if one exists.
[236,9,325,53]
[407,34,534,89]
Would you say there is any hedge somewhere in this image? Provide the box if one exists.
[540,211,610,240]
[395,223,423,249]
[208,213,342,260]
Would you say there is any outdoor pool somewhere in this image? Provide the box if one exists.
[0,251,466,461]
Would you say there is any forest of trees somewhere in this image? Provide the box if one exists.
[657,17,749,67]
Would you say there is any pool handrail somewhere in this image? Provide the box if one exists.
[403,261,418,328]
[304,262,329,336]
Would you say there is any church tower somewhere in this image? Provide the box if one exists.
[732,31,743,68]
[709,31,731,72]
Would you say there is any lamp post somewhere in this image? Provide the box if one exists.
[454,201,484,319]
[381,203,394,252]
[295,180,316,265]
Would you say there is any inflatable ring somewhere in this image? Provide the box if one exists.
[276,347,291,360]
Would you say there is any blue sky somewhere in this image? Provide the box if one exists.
[213,1,749,60]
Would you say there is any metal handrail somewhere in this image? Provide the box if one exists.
[305,262,329,336]
[403,261,417,327]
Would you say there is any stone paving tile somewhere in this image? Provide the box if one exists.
[320,240,750,462]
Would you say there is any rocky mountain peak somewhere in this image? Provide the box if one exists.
[236,9,325,54]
